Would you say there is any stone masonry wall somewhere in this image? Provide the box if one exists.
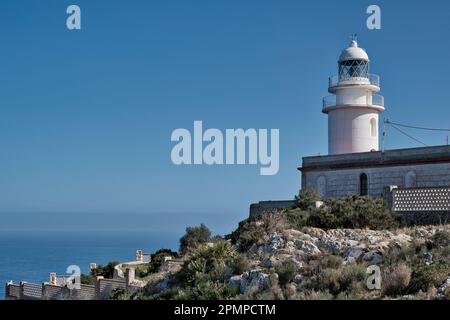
[249,200,296,218]
[302,162,450,198]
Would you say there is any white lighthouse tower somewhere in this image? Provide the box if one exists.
[323,37,384,155]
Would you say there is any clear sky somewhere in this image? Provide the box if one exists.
[1,0,450,235]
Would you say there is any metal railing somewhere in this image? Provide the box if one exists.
[322,95,336,109]
[322,94,384,109]
[329,74,380,88]
[372,94,384,107]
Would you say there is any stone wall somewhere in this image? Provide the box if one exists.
[5,268,139,300]
[96,278,127,300]
[249,200,296,218]
[302,162,450,198]
[5,283,20,300]
[39,283,97,300]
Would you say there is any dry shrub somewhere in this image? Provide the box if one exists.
[228,210,285,251]
[382,264,412,296]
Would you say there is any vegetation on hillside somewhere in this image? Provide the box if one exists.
[288,189,405,230]
[109,192,449,300]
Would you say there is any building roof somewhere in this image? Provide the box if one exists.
[300,145,450,171]
[339,40,369,62]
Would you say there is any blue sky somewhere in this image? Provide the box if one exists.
[1,0,450,235]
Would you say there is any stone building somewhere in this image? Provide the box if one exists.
[300,145,450,198]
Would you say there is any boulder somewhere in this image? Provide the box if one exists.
[294,239,321,255]
[228,275,242,289]
[437,277,450,294]
[283,229,306,241]
[422,252,433,265]
[343,247,365,264]
[264,233,285,253]
[248,243,259,255]
[239,270,271,293]
[285,241,296,253]
[319,239,342,253]
[293,274,303,284]
[363,251,383,264]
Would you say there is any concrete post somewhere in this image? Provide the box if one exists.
[5,281,11,299]
[49,272,57,285]
[136,250,143,262]
[383,185,398,210]
[95,276,104,300]
[19,281,25,300]
[125,268,135,286]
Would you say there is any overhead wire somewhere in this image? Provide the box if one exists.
[384,119,428,147]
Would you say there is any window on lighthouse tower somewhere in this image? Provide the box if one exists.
[339,60,369,80]
[370,118,377,137]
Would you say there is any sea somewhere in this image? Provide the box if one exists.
[0,230,179,299]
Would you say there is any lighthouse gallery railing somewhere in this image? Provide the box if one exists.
[328,74,380,88]
[322,94,384,109]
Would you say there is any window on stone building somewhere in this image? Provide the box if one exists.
[405,171,417,188]
[360,173,368,196]
[316,176,326,197]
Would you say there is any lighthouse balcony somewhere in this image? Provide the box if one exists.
[328,74,380,93]
[322,94,384,113]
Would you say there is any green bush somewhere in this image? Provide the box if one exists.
[337,264,367,293]
[227,219,266,251]
[307,268,340,294]
[227,211,284,251]
[109,288,134,300]
[319,255,344,270]
[275,260,298,287]
[148,248,179,274]
[309,264,366,296]
[307,196,405,230]
[80,274,95,285]
[284,208,310,230]
[174,240,240,300]
[134,264,149,278]
[91,261,119,279]
[382,246,417,267]
[176,280,238,300]
[254,284,285,300]
[241,273,284,300]
[409,263,450,293]
[433,246,450,264]
[180,240,237,285]
[295,189,321,210]
[431,230,450,248]
[230,254,251,275]
[293,290,334,300]
[179,224,211,255]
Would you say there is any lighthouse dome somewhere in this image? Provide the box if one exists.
[339,40,369,62]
